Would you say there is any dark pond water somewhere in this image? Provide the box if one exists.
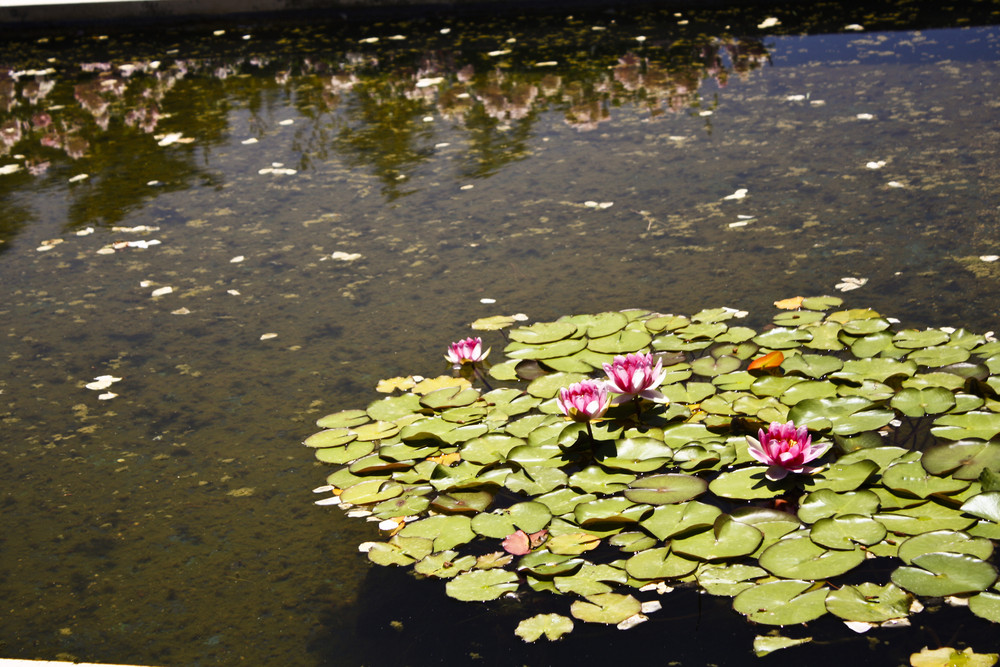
[2,1,1000,665]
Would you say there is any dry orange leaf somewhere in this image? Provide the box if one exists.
[427,451,462,466]
[774,296,804,310]
[748,350,785,370]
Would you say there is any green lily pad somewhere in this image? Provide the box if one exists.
[414,550,477,578]
[894,329,951,349]
[753,635,814,657]
[825,583,912,622]
[932,412,1000,441]
[897,530,994,564]
[875,500,976,534]
[469,502,552,538]
[671,515,763,561]
[460,434,526,464]
[786,396,873,431]
[753,327,812,349]
[316,409,370,429]
[797,489,881,523]
[304,428,358,449]
[758,535,865,579]
[732,580,829,625]
[588,328,653,354]
[923,440,1000,481]
[367,394,424,422]
[398,514,476,552]
[833,358,918,384]
[961,492,1000,523]
[891,387,957,417]
[891,552,998,597]
[507,337,588,361]
[445,569,520,601]
[809,514,887,550]
[574,497,649,526]
[430,490,494,515]
[314,439,376,465]
[570,592,642,625]
[908,345,971,367]
[340,479,404,505]
[569,466,636,494]
[697,564,769,597]
[639,501,722,541]
[515,613,575,642]
[710,466,788,500]
[691,355,742,377]
[596,437,674,473]
[525,372,590,399]
[509,321,578,344]
[547,533,602,556]
[624,547,700,580]
[969,591,1000,623]
[781,353,844,378]
[882,460,971,498]
[623,473,708,505]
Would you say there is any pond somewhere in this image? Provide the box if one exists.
[2,1,1000,665]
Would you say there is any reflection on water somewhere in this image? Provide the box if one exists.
[1,2,1000,665]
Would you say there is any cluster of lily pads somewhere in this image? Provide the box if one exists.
[306,296,1000,650]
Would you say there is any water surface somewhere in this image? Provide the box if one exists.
[2,3,1000,665]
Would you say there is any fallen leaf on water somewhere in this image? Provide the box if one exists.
[774,296,804,310]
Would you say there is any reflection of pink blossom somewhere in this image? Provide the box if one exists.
[63,135,89,159]
[32,112,52,129]
[1,119,22,150]
[746,421,829,481]
[27,160,50,175]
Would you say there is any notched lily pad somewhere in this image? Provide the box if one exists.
[623,473,708,505]
[732,580,829,625]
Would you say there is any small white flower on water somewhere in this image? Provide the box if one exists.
[866,160,886,169]
[0,164,21,175]
[786,94,806,101]
[980,255,999,262]
[460,184,474,190]
[171,308,191,315]
[757,17,780,28]
[76,227,95,236]
[231,256,245,263]
[415,77,443,88]
[729,221,749,228]
[69,173,88,183]
[213,29,225,35]
[331,251,362,261]
[157,132,184,146]
[836,277,868,292]
[151,286,173,297]
[844,24,864,30]
[635,35,646,42]
[480,298,496,304]
[98,392,118,400]
[534,61,558,67]
[723,188,748,200]
[699,110,713,117]
[512,313,530,321]
[487,49,511,57]
[359,37,379,44]
[86,375,122,391]
[888,181,905,188]
[241,138,258,145]
[227,290,241,296]
[260,332,278,340]
[856,113,875,120]
[279,119,294,126]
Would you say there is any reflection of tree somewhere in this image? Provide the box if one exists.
[0,31,772,237]
[334,76,437,200]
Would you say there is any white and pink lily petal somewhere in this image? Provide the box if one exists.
[445,336,490,367]
[557,380,612,423]
[602,352,667,404]
[746,420,830,481]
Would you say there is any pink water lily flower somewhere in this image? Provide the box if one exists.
[445,336,490,368]
[746,421,830,481]
[557,380,611,423]
[602,352,666,404]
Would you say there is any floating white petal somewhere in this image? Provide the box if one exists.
[151,286,173,297]
[723,188,748,200]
